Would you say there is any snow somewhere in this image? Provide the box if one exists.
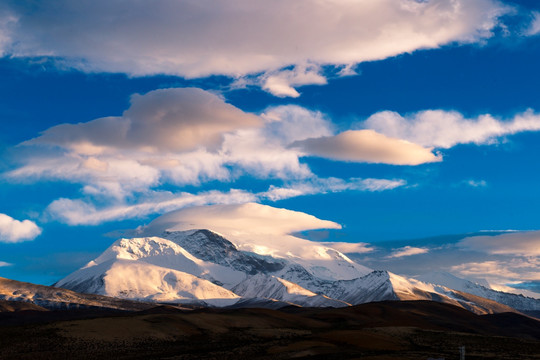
[415,271,540,311]
[55,226,540,314]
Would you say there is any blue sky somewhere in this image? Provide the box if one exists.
[0,0,539,294]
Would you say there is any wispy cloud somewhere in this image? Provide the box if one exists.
[320,242,374,254]
[261,65,327,98]
[451,258,540,287]
[466,180,487,188]
[0,261,12,267]
[0,213,41,243]
[46,189,258,226]
[44,176,405,226]
[362,109,540,148]
[525,11,540,36]
[459,231,540,256]
[0,0,510,96]
[261,178,406,201]
[387,246,429,258]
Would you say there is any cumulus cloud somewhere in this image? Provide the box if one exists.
[10,89,418,203]
[362,109,540,148]
[458,231,540,256]
[1,0,508,95]
[9,90,304,199]
[0,213,41,243]
[388,246,430,258]
[217,104,335,180]
[291,130,441,165]
[27,88,261,153]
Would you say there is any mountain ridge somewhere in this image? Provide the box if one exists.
[54,228,540,316]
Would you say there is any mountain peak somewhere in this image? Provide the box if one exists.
[54,228,539,316]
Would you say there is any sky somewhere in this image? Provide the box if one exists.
[0,0,539,295]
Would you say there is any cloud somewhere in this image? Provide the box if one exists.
[261,65,327,98]
[451,258,540,284]
[9,90,306,199]
[27,88,261,153]
[291,130,441,165]
[0,213,41,243]
[46,189,257,226]
[459,231,540,256]
[466,180,487,188]
[350,231,540,298]
[45,176,402,225]
[10,90,418,203]
[262,177,406,201]
[0,6,16,56]
[525,11,540,36]
[388,246,430,258]
[144,202,341,238]
[0,261,12,267]
[319,242,374,254]
[362,109,540,148]
[450,259,540,297]
[1,0,509,95]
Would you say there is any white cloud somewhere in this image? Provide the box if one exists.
[525,11,540,36]
[10,95,341,198]
[46,189,257,226]
[27,88,261,153]
[388,246,429,258]
[291,130,441,165]
[1,0,509,95]
[262,178,406,201]
[362,109,540,148]
[45,175,402,225]
[0,7,16,56]
[261,65,327,98]
[8,88,433,227]
[0,213,41,243]
[459,231,540,256]
[451,259,540,283]
[144,202,341,238]
[354,232,540,298]
[11,91,417,204]
[320,242,374,254]
[0,261,12,267]
[466,179,487,188]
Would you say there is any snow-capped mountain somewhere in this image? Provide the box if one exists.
[55,228,540,315]
[416,272,540,313]
[56,229,368,307]
[232,273,349,307]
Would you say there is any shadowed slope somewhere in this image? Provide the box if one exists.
[0,300,538,360]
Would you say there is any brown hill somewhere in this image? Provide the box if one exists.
[0,300,538,360]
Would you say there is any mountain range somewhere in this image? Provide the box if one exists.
[52,227,539,317]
